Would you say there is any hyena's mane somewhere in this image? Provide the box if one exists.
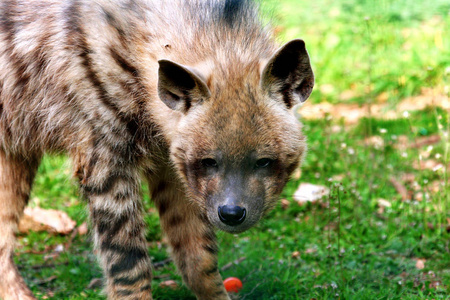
[189,0,260,30]
[153,0,277,70]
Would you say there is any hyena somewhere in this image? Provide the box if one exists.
[0,0,314,299]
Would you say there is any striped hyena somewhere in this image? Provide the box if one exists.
[0,0,314,299]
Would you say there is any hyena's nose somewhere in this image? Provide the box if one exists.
[218,205,246,226]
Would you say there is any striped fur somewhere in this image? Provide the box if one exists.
[0,0,313,299]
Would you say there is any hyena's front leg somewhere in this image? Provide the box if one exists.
[150,176,230,300]
[0,151,40,300]
[80,155,153,299]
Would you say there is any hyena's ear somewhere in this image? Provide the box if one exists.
[261,39,314,109]
[158,60,211,113]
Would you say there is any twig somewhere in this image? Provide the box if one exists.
[240,282,263,300]
[409,134,441,149]
[220,257,246,272]
[34,275,57,285]
[30,261,69,270]
[64,227,79,250]
[389,176,409,201]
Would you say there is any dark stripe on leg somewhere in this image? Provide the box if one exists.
[203,265,218,276]
[92,208,130,236]
[116,289,133,296]
[139,284,152,292]
[113,272,149,286]
[107,246,148,277]
[82,172,134,195]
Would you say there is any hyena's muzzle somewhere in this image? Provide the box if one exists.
[203,160,277,234]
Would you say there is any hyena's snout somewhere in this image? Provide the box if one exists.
[218,205,246,226]
[208,179,264,233]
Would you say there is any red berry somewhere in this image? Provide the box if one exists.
[223,277,243,293]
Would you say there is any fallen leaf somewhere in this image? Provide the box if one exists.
[415,259,426,270]
[293,183,330,204]
[19,207,76,235]
[41,291,55,299]
[305,248,317,254]
[395,135,410,150]
[280,199,290,210]
[377,198,392,208]
[401,173,416,183]
[429,180,450,193]
[159,280,178,289]
[364,136,384,149]
[332,174,345,181]
[77,222,88,235]
[414,192,428,202]
[429,281,442,289]
[18,214,51,233]
[413,159,445,171]
[376,91,389,103]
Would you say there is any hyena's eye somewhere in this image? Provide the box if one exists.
[255,158,274,169]
[201,158,218,168]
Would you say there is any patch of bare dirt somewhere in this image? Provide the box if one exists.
[299,88,449,124]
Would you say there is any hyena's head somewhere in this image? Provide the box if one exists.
[158,39,314,233]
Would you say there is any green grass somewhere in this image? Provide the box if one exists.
[13,0,450,299]
[263,0,449,105]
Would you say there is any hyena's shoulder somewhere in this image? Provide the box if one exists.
[0,0,156,154]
